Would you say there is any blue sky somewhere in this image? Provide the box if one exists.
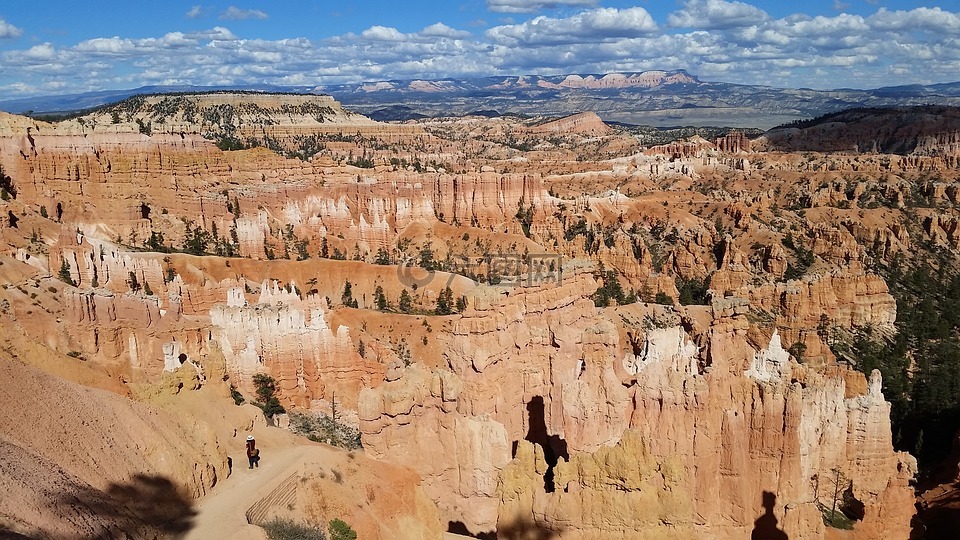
[0,0,957,99]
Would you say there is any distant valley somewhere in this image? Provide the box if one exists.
[4,70,960,129]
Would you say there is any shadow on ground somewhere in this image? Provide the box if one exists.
[0,474,196,540]
[448,518,562,540]
[914,483,960,539]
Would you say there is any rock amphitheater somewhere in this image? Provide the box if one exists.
[1,94,959,539]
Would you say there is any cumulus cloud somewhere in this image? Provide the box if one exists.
[668,0,769,29]
[185,5,203,19]
[0,17,22,38]
[867,7,960,34]
[360,26,406,42]
[1,4,959,99]
[487,0,596,14]
[220,6,268,20]
[487,7,657,45]
[421,23,471,39]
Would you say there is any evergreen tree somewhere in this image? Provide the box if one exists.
[374,247,392,265]
[252,373,285,419]
[128,271,141,292]
[341,281,359,308]
[398,290,413,314]
[58,259,76,286]
[436,286,454,315]
[374,285,388,310]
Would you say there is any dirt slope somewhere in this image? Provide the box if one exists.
[0,358,226,539]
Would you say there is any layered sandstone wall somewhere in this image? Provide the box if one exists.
[357,270,915,538]
[209,285,383,407]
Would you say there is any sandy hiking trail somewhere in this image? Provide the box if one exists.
[186,444,313,540]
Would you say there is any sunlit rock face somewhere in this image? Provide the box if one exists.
[3,98,950,540]
[359,272,915,539]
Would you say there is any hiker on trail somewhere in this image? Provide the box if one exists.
[246,435,260,469]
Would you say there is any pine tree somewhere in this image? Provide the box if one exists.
[58,258,76,286]
[374,285,388,310]
[128,271,141,292]
[398,290,413,314]
[436,286,454,315]
[341,281,358,308]
[374,247,392,265]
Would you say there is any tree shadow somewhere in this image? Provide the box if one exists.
[50,474,197,539]
[447,518,562,540]
[496,518,561,540]
[752,491,788,540]
[0,530,33,539]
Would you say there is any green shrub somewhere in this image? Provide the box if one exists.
[328,519,356,540]
[230,384,245,405]
[820,508,855,530]
[261,518,326,540]
[677,276,710,305]
[398,290,413,314]
[654,292,674,306]
[290,412,362,450]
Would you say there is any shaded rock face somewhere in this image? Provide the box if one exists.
[0,359,225,539]
[755,106,960,159]
[358,272,915,539]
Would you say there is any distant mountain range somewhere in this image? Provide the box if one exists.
[4,70,960,129]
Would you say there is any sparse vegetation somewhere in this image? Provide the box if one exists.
[593,270,633,307]
[289,411,362,450]
[676,276,710,306]
[261,518,327,540]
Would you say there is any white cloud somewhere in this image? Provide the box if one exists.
[74,37,136,55]
[220,6,268,20]
[668,0,769,29]
[22,43,57,61]
[186,5,203,19]
[187,27,238,41]
[868,7,960,34]
[487,7,658,45]
[487,0,596,14]
[360,26,406,42]
[1,4,960,99]
[421,23,471,39]
[832,0,850,11]
[0,17,22,38]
